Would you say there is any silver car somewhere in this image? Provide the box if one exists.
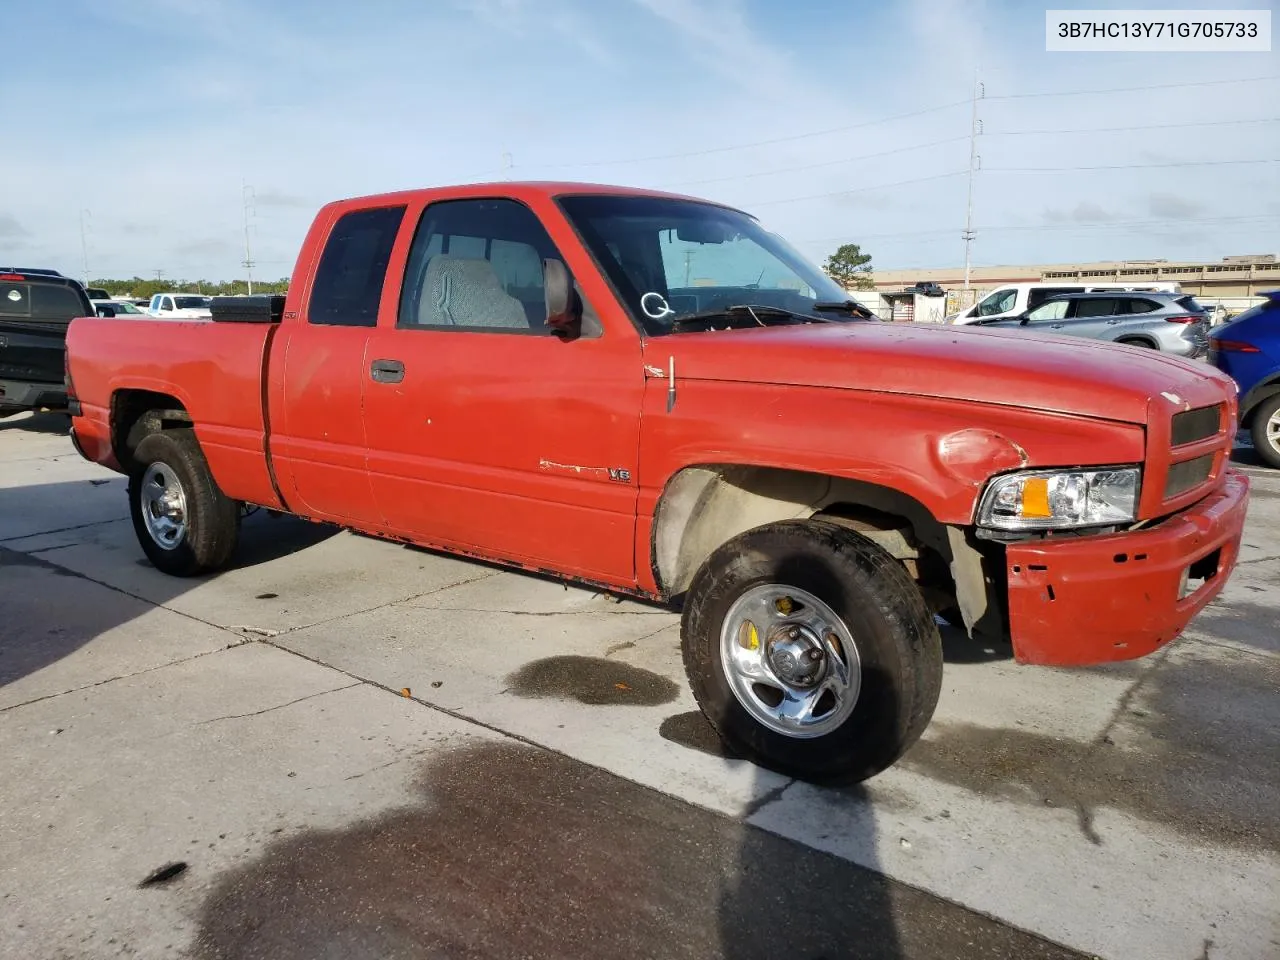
[973,291,1210,357]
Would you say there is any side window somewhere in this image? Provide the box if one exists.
[1027,287,1079,309]
[1076,298,1120,318]
[1125,298,1160,314]
[977,288,1017,317]
[398,197,599,337]
[1026,299,1068,322]
[308,205,406,327]
[160,297,174,311]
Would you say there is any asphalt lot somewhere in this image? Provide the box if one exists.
[1,411,1277,959]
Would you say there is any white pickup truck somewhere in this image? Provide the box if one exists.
[145,293,213,319]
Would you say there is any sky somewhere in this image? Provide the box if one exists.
[2,0,1278,282]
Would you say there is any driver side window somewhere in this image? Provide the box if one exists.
[977,289,1016,316]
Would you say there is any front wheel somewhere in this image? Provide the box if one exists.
[1250,394,1280,469]
[680,520,943,783]
[129,429,239,576]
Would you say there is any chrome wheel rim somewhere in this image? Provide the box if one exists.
[719,584,861,739]
[140,462,187,550]
[1267,410,1280,455]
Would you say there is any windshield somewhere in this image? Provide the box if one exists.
[114,301,143,314]
[174,296,210,309]
[558,195,852,335]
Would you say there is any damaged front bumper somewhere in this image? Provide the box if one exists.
[1005,470,1249,666]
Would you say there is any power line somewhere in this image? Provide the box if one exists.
[657,135,970,189]
[747,170,969,207]
[987,158,1278,172]
[985,74,1280,101]
[796,214,1274,246]
[539,100,972,170]
[987,116,1280,136]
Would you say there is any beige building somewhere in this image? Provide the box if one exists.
[870,254,1280,302]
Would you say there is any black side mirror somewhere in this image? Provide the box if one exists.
[543,259,579,339]
[96,305,116,317]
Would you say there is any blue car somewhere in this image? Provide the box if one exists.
[1209,289,1280,467]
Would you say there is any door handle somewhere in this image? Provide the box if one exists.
[370,359,405,384]
[1050,323,1063,329]
[1106,319,1121,324]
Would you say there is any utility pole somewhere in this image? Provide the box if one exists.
[242,182,256,295]
[79,209,91,288]
[154,269,164,283]
[962,70,983,290]
[501,151,513,181]
[684,250,692,286]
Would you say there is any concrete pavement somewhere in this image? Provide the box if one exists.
[1,411,1277,959]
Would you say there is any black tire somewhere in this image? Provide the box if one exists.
[1249,394,1280,469]
[129,429,239,576]
[680,520,943,783]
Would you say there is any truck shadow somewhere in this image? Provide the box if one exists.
[0,482,337,696]
[0,411,71,434]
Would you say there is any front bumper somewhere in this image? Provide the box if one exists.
[1005,470,1249,666]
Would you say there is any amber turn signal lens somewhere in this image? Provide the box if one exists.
[1021,477,1052,518]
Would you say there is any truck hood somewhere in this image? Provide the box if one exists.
[649,321,1233,424]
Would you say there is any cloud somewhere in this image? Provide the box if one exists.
[1043,202,1115,224]
[253,190,314,210]
[0,214,30,239]
[1147,193,1207,219]
[173,238,235,258]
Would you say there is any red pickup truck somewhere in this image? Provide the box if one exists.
[65,182,1249,782]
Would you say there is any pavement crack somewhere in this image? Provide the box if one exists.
[414,605,671,618]
[1237,554,1280,565]
[0,641,249,714]
[742,779,796,819]
[0,515,128,544]
[197,682,362,724]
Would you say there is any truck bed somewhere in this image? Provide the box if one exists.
[65,317,282,507]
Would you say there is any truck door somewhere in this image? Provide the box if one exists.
[270,204,406,525]
[362,197,643,584]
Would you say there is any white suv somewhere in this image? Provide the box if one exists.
[146,293,213,319]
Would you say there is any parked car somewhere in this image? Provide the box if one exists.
[145,293,213,319]
[1209,289,1280,467]
[1,269,93,416]
[64,182,1248,783]
[91,299,147,317]
[970,291,1210,357]
[949,281,1181,325]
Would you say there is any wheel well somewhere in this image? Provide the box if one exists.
[111,390,192,473]
[652,465,953,600]
[1116,336,1158,349]
[1241,381,1280,428]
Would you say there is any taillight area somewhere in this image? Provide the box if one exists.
[1163,315,1199,324]
[1212,339,1260,352]
[64,348,82,417]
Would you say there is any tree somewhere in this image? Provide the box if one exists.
[823,243,875,291]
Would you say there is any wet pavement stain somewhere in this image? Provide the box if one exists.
[504,655,679,706]
[193,741,1086,960]
[659,710,741,759]
[904,648,1280,853]
[138,862,187,888]
[1190,601,1280,655]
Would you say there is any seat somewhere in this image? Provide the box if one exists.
[417,255,529,329]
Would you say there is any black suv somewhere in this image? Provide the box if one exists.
[0,269,93,416]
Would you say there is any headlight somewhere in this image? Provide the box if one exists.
[977,468,1141,531]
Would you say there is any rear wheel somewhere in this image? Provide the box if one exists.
[680,520,943,783]
[1250,394,1280,469]
[129,429,239,576]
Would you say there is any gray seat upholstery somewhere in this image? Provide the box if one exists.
[417,255,529,329]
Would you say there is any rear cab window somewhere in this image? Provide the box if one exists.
[308,205,407,327]
[0,278,92,322]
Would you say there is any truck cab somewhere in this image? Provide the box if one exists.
[64,182,1249,784]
